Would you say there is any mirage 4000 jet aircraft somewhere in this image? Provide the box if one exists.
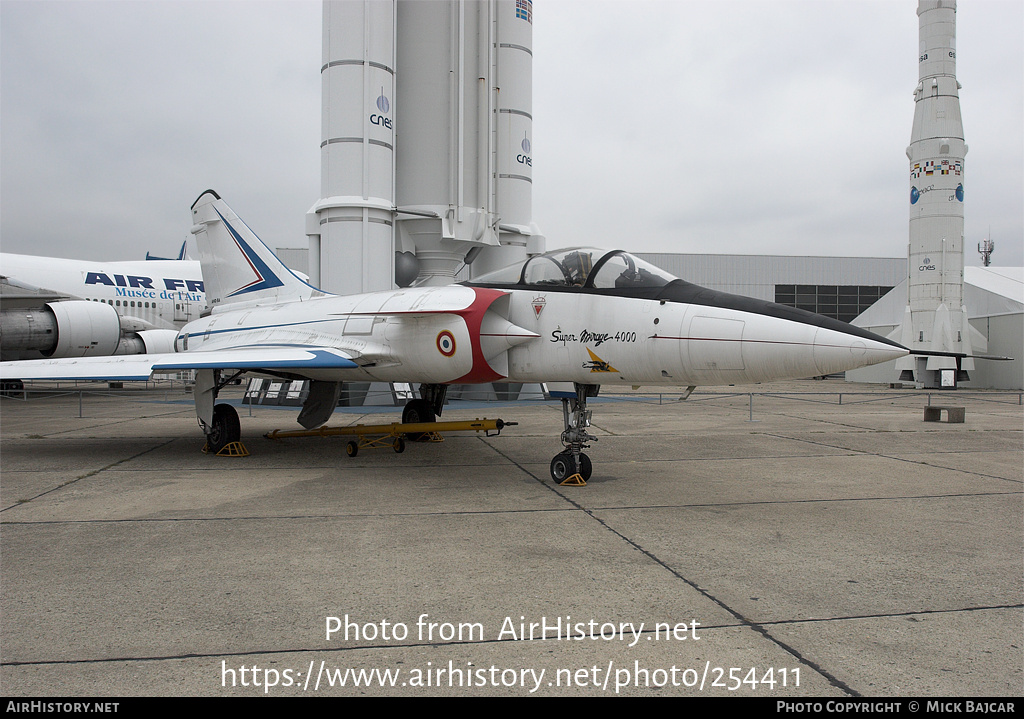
[0,191,910,481]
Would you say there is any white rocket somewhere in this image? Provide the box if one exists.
[395,0,544,284]
[306,0,544,294]
[895,0,983,388]
[306,1,397,295]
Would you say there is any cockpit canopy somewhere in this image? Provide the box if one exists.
[465,248,678,290]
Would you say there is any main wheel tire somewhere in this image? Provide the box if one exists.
[402,399,435,441]
[207,404,241,454]
[578,453,593,481]
[550,452,574,482]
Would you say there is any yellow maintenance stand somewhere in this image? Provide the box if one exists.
[264,417,515,457]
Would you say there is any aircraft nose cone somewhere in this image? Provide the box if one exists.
[813,327,908,375]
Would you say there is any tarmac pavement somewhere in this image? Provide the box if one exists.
[1,379,1021,697]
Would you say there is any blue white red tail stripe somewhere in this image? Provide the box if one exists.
[214,208,285,297]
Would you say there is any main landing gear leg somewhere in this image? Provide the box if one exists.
[197,369,246,455]
[549,383,599,484]
[402,383,448,440]
[206,404,242,454]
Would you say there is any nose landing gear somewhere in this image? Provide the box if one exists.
[550,383,599,484]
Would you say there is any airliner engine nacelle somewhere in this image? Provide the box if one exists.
[0,302,181,360]
[113,329,180,356]
[0,301,121,359]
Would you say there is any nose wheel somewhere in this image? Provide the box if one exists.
[550,383,599,484]
[550,451,592,483]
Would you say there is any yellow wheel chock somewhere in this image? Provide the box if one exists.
[202,441,250,457]
[559,473,587,486]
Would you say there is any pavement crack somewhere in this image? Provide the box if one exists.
[483,442,861,696]
[760,431,1024,486]
[0,438,177,513]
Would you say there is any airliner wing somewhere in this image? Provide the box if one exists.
[0,347,359,381]
[0,275,75,309]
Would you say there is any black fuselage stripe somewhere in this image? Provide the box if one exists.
[463,280,905,351]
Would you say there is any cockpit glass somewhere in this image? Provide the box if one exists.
[522,249,596,286]
[466,248,678,290]
[588,252,676,289]
[521,256,571,285]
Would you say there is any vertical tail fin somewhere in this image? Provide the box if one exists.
[145,240,189,262]
[189,190,329,311]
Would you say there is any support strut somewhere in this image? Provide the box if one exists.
[195,368,247,455]
[419,383,448,417]
[550,383,599,484]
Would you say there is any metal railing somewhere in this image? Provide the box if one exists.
[3,381,1021,420]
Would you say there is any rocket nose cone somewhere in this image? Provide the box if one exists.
[813,328,909,375]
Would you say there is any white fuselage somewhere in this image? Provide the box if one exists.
[176,284,905,387]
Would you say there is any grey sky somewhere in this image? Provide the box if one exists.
[2,1,1021,268]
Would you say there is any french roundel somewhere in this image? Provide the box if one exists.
[436,330,456,357]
